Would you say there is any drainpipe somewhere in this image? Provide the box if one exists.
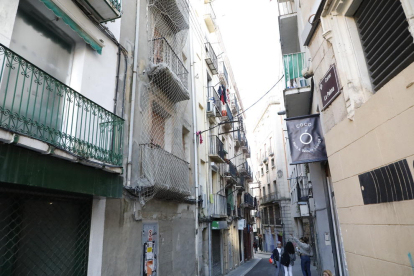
[189,26,200,275]
[127,0,141,186]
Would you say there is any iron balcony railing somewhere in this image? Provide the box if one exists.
[275,217,282,225]
[283,52,308,89]
[278,0,296,16]
[205,42,218,74]
[244,193,254,207]
[223,64,228,84]
[226,104,233,121]
[224,161,237,178]
[211,194,227,217]
[0,44,124,166]
[207,86,222,115]
[209,135,225,160]
[239,175,245,187]
[261,192,278,204]
[231,95,239,115]
[233,127,241,143]
[150,37,189,89]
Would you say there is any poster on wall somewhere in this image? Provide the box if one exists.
[319,64,341,109]
[285,114,327,164]
[238,219,245,230]
[143,224,158,276]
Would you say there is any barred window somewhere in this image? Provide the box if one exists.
[355,0,414,91]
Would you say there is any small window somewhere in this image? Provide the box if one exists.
[354,0,414,91]
[261,168,264,175]
[271,159,275,168]
[265,164,269,172]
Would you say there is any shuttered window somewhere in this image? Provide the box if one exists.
[355,0,414,91]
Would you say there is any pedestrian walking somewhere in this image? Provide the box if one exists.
[281,241,296,276]
[291,235,312,276]
[253,241,258,254]
[323,270,333,276]
[272,241,284,276]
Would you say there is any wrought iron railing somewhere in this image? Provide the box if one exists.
[109,0,122,13]
[205,42,218,72]
[209,135,225,160]
[150,37,189,89]
[0,44,124,166]
[233,127,241,143]
[283,52,308,89]
[211,194,227,217]
[278,0,296,16]
[261,192,278,204]
[224,161,237,178]
[244,193,254,207]
[226,104,233,121]
[207,86,222,115]
[223,64,228,84]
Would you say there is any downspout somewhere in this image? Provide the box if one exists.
[127,0,141,186]
[189,26,200,276]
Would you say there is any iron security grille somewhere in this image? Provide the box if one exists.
[355,0,414,91]
[0,185,92,275]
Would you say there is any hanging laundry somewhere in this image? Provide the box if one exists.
[221,85,227,104]
[196,131,203,144]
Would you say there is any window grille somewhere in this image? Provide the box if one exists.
[355,0,414,91]
[0,185,92,275]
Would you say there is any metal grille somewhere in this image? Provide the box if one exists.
[0,185,92,275]
[355,0,414,91]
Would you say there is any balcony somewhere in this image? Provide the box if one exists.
[76,0,122,22]
[139,143,191,201]
[283,53,312,118]
[261,192,279,205]
[205,42,218,75]
[233,128,241,148]
[210,194,227,218]
[207,86,222,118]
[218,62,229,86]
[231,96,239,115]
[148,37,189,103]
[222,161,237,184]
[237,207,244,218]
[242,193,255,209]
[220,104,233,131]
[246,146,251,158]
[149,0,189,33]
[0,44,124,167]
[204,3,217,33]
[278,0,296,17]
[209,135,226,163]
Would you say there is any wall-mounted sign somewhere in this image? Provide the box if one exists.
[319,64,341,109]
[237,219,245,230]
[285,114,327,165]
[212,220,228,230]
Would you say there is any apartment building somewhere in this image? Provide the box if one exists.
[278,0,414,275]
[0,0,124,274]
[252,96,293,252]
[190,1,255,275]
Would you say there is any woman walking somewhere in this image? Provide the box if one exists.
[291,236,312,276]
[281,241,296,276]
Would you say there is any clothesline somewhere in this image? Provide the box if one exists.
[196,75,285,137]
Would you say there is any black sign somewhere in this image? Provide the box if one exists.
[319,64,340,109]
[285,114,327,165]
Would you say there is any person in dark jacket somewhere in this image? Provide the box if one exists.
[253,241,258,254]
[282,241,296,276]
[272,241,284,276]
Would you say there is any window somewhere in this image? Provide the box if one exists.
[265,164,269,172]
[355,0,414,91]
[263,187,266,196]
[261,168,264,176]
[267,184,270,194]
[273,180,277,194]
[271,158,275,168]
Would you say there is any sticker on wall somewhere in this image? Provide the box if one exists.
[358,159,414,204]
[143,224,158,276]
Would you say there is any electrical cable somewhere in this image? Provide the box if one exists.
[196,75,284,135]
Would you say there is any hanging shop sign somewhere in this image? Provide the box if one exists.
[212,220,228,230]
[237,219,246,230]
[319,64,341,109]
[285,114,327,164]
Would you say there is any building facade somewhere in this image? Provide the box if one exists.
[279,0,414,275]
[190,1,256,275]
[252,96,293,252]
[0,0,124,275]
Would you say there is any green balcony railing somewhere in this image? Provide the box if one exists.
[0,44,124,166]
[283,52,308,89]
